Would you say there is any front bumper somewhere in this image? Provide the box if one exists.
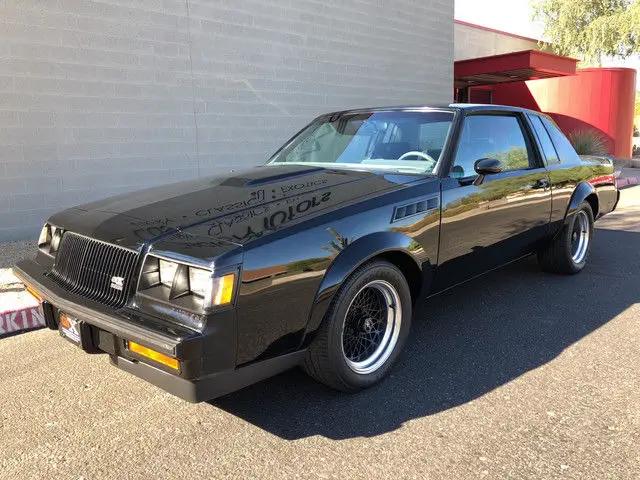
[13,259,304,402]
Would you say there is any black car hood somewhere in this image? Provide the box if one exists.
[49,164,426,257]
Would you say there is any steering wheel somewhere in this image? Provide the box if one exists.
[398,151,436,164]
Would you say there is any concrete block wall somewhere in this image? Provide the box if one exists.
[454,21,540,61]
[0,0,454,241]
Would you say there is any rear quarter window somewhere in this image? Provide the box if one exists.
[529,115,560,165]
[540,116,580,165]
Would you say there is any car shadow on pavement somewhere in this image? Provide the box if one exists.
[211,227,639,440]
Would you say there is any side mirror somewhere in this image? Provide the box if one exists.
[474,158,503,175]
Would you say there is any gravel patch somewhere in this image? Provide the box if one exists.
[0,240,36,269]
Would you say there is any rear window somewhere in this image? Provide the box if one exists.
[540,116,580,164]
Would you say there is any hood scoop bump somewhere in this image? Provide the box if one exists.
[241,167,326,187]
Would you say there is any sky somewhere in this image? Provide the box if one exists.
[454,0,640,90]
[455,0,546,39]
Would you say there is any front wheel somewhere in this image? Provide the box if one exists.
[538,202,594,274]
[304,260,412,392]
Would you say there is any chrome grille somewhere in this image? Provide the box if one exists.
[49,232,139,308]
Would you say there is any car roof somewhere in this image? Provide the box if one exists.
[325,104,539,116]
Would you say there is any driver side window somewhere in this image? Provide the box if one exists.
[452,115,532,178]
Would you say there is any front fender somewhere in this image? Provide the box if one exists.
[301,231,429,345]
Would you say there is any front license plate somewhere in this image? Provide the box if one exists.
[59,313,82,345]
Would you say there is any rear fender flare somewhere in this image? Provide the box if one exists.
[565,182,598,224]
[301,231,429,346]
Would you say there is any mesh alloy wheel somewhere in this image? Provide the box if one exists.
[341,280,402,375]
[304,259,412,392]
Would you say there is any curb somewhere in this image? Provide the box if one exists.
[0,268,45,338]
[617,177,639,189]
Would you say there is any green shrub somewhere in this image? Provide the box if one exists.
[568,130,608,156]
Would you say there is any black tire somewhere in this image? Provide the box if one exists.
[538,202,594,274]
[304,259,412,392]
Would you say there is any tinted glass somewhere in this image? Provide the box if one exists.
[268,111,454,174]
[418,121,451,160]
[530,115,560,164]
[452,115,531,177]
[540,116,580,164]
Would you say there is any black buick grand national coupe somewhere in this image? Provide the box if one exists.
[15,105,619,402]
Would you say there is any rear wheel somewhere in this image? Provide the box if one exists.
[304,260,412,392]
[538,202,594,274]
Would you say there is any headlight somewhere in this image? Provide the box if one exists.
[189,267,212,297]
[38,224,63,256]
[188,267,234,305]
[159,259,179,286]
[138,255,236,311]
[50,227,63,253]
[38,224,51,247]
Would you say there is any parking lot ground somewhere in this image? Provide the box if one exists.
[1,188,639,480]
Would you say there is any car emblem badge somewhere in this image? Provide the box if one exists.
[110,276,125,291]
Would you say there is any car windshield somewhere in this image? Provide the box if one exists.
[267,110,454,174]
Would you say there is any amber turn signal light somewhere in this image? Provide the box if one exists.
[25,285,42,302]
[213,273,235,306]
[128,341,179,370]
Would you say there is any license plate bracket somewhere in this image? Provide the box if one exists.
[58,312,99,353]
[59,313,82,345]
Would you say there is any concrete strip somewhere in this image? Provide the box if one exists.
[0,268,45,338]
[615,165,640,190]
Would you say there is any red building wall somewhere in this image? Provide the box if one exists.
[491,68,637,158]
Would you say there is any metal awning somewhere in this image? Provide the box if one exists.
[454,50,578,87]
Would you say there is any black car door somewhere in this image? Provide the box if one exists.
[432,112,552,291]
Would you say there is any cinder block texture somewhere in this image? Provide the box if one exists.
[0,0,454,241]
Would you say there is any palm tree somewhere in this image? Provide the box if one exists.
[322,227,354,256]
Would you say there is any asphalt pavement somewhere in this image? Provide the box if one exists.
[1,189,639,479]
